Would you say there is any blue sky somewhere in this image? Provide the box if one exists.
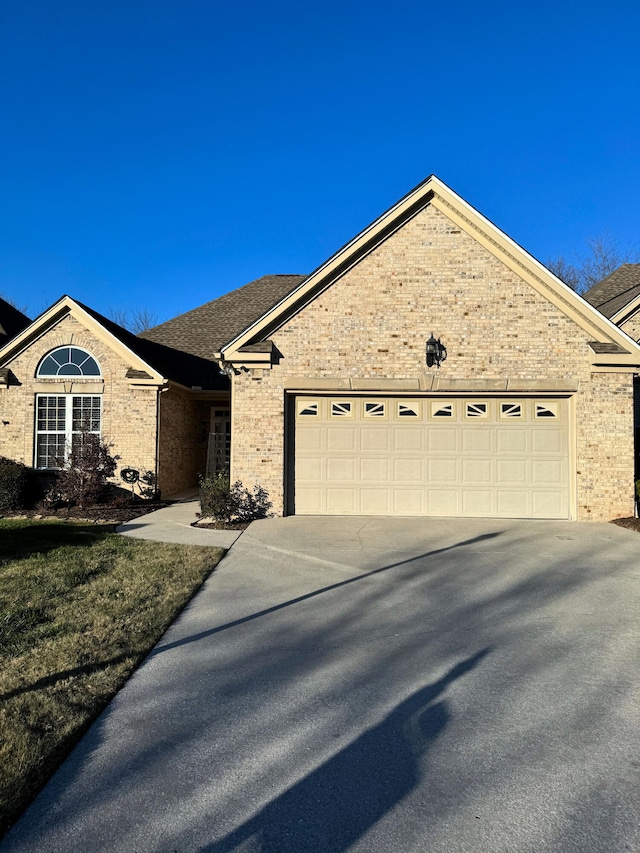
[1,0,639,323]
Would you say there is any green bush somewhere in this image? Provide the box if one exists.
[0,457,40,511]
[199,474,272,524]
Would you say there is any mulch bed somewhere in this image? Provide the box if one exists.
[2,500,172,526]
[611,517,640,533]
[192,520,250,531]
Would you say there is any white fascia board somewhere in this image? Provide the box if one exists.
[219,175,439,358]
[612,296,640,325]
[219,175,640,362]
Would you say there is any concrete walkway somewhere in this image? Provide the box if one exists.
[117,491,243,548]
[3,516,640,852]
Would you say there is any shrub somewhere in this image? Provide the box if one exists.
[199,474,272,524]
[50,436,119,508]
[0,457,40,511]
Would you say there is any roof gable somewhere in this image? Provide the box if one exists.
[218,176,640,368]
[0,297,227,391]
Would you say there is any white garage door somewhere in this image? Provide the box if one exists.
[294,396,571,518]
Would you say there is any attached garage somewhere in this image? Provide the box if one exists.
[220,176,640,522]
[294,396,571,519]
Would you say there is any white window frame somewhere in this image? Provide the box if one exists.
[35,394,102,469]
[36,346,102,378]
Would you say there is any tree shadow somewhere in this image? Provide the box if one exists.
[0,652,136,702]
[202,649,490,853]
[0,522,114,562]
[151,532,501,655]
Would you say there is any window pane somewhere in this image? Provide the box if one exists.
[36,434,66,469]
[37,396,66,431]
[72,396,101,432]
[58,363,82,376]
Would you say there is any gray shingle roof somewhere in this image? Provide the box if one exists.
[583,264,640,319]
[139,274,307,358]
[75,300,229,391]
[0,298,31,346]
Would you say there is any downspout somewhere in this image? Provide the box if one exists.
[155,386,162,498]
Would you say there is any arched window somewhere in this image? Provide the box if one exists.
[34,348,102,468]
[37,346,101,378]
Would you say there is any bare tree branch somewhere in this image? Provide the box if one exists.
[108,308,158,333]
[547,232,640,294]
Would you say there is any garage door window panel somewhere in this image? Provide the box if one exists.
[364,401,386,418]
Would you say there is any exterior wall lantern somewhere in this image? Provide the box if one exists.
[425,333,447,368]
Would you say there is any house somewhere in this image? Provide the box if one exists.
[1,176,639,520]
[583,264,640,340]
[583,264,640,478]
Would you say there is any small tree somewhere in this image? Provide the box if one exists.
[53,435,119,508]
[108,308,159,332]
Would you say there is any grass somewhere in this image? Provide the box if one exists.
[0,519,224,838]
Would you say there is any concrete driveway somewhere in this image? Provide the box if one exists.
[3,517,640,852]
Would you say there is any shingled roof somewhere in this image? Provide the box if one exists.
[0,298,31,346]
[583,264,640,319]
[74,300,229,391]
[139,274,307,358]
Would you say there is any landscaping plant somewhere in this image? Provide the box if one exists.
[0,458,40,512]
[199,473,272,524]
[49,435,119,508]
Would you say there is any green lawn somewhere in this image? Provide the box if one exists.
[0,519,224,838]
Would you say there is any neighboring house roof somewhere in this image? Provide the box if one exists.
[582,264,640,320]
[0,298,31,346]
[139,274,307,356]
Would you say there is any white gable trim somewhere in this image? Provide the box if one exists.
[0,296,167,383]
[218,176,640,368]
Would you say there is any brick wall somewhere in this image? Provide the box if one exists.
[157,390,211,496]
[230,203,635,521]
[620,313,640,342]
[0,315,158,486]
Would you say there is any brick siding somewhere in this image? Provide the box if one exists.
[230,204,635,521]
[0,316,158,488]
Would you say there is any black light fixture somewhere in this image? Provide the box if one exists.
[425,333,447,368]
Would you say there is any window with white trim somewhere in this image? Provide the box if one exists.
[297,401,319,417]
[37,346,101,377]
[500,402,523,418]
[398,403,419,417]
[35,394,102,468]
[466,402,488,419]
[431,402,453,418]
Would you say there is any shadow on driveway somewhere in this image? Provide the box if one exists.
[203,649,490,853]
